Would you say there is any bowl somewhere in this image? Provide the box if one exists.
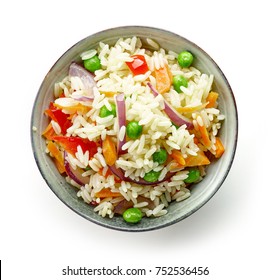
[31,26,238,231]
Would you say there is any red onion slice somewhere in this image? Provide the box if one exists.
[64,151,89,186]
[147,83,193,129]
[69,63,96,98]
[108,165,126,181]
[109,165,174,186]
[73,96,93,102]
[115,93,126,155]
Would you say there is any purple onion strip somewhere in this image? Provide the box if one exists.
[147,83,193,129]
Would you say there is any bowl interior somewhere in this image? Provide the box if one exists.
[31,26,238,231]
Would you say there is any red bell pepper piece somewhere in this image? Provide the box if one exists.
[126,55,149,75]
[45,103,72,134]
[52,136,98,157]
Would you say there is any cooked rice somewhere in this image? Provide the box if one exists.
[44,36,225,220]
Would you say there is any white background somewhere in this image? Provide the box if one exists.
[1,0,269,279]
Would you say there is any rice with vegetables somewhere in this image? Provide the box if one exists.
[42,36,225,223]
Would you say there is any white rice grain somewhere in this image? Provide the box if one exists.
[128,139,140,153]
[166,140,180,150]
[176,191,191,202]
[146,38,159,50]
[134,201,149,208]
[145,146,157,159]
[94,153,107,167]
[51,120,61,135]
[153,204,165,216]
[197,115,204,127]
[89,159,100,172]
[119,126,126,142]
[136,134,145,154]
[158,167,168,181]
[154,209,168,217]
[80,49,97,60]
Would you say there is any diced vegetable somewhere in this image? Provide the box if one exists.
[83,55,101,72]
[198,123,212,149]
[99,103,116,118]
[153,148,168,165]
[178,51,194,68]
[214,137,225,158]
[175,103,208,114]
[126,121,143,139]
[52,136,98,157]
[171,149,210,167]
[206,91,219,108]
[184,150,210,167]
[143,170,161,182]
[64,151,90,186]
[148,83,193,129]
[126,54,149,75]
[123,208,142,224]
[69,63,96,98]
[104,91,117,98]
[45,103,72,134]
[154,64,172,94]
[42,122,56,140]
[95,188,122,198]
[114,200,133,215]
[173,75,188,93]
[184,168,200,183]
[53,102,90,115]
[102,136,117,166]
[47,141,65,174]
[171,150,186,166]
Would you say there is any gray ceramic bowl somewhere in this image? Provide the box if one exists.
[31,26,238,231]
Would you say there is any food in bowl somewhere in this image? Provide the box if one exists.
[41,36,225,223]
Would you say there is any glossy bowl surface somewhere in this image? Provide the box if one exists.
[31,26,238,231]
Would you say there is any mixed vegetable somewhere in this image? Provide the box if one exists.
[43,41,225,224]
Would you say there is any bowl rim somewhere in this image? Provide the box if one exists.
[31,25,238,232]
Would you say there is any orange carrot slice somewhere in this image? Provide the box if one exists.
[53,103,90,114]
[206,91,219,108]
[198,123,212,149]
[171,149,210,168]
[171,150,186,166]
[184,150,210,167]
[47,141,65,173]
[214,137,225,158]
[154,64,172,94]
[95,188,122,198]
[103,91,117,98]
[42,122,56,140]
[102,136,117,166]
[175,103,208,114]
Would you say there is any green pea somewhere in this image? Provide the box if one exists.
[143,170,161,182]
[126,121,143,139]
[152,149,168,165]
[83,55,101,72]
[178,51,194,68]
[184,168,200,184]
[123,208,142,224]
[99,103,116,118]
[173,75,188,93]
